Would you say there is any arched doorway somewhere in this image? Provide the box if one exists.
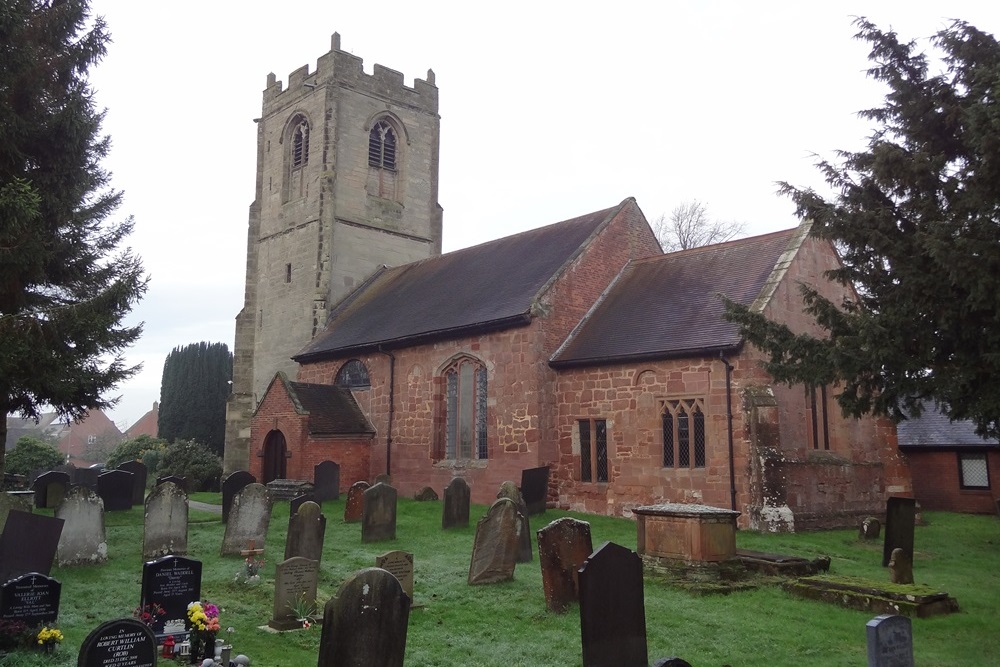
[262,430,287,484]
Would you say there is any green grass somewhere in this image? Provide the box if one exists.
[4,498,998,666]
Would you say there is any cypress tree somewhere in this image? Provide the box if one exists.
[158,342,232,455]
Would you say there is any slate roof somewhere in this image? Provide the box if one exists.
[550,227,800,367]
[295,200,631,361]
[285,380,376,436]
[897,401,999,449]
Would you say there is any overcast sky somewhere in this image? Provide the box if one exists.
[84,1,1000,431]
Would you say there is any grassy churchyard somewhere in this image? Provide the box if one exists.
[3,494,998,667]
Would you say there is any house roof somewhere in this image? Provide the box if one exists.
[550,227,801,367]
[897,401,1000,449]
[126,402,158,439]
[285,380,376,436]
[295,200,633,361]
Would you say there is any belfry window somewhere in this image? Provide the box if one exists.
[292,120,309,168]
[368,120,397,170]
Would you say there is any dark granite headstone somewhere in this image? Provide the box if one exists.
[468,498,519,585]
[33,470,70,509]
[882,496,916,567]
[0,572,61,626]
[221,483,272,556]
[362,483,397,543]
[520,466,550,515]
[866,614,914,667]
[75,467,100,491]
[537,517,593,612]
[143,480,188,559]
[344,481,370,523]
[285,501,326,562]
[222,470,256,524]
[269,556,319,631]
[97,469,134,512]
[0,510,64,582]
[313,461,340,502]
[56,486,108,565]
[156,475,187,492]
[579,541,648,667]
[140,555,202,637]
[78,618,157,667]
[317,567,410,667]
[442,477,471,529]
[117,460,148,506]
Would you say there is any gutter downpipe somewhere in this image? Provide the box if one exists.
[379,346,396,477]
[720,352,737,512]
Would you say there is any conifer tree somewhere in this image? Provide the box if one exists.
[725,19,1000,436]
[158,342,233,455]
[0,1,146,480]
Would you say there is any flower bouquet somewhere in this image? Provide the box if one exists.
[186,600,221,663]
[36,626,63,654]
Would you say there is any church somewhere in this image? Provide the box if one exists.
[224,34,911,531]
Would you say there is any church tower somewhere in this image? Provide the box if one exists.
[224,33,442,472]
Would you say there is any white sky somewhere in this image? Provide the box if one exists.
[85,1,1000,431]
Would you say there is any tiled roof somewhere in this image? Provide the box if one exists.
[897,401,999,448]
[287,381,376,436]
[550,227,800,367]
[295,201,631,360]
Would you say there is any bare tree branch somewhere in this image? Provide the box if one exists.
[653,200,748,252]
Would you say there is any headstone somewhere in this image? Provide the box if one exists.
[269,556,320,631]
[317,567,410,667]
[54,462,77,481]
[860,516,881,540]
[413,486,438,501]
[97,469,134,512]
[140,555,202,637]
[285,501,326,562]
[75,466,100,491]
[143,481,189,559]
[289,493,317,519]
[221,483,272,556]
[579,541,648,667]
[520,466,550,515]
[0,572,61,626]
[497,481,533,562]
[0,491,33,534]
[222,470,256,524]
[344,480,370,523]
[376,550,415,602]
[468,498,520,585]
[33,470,70,509]
[362,483,397,543]
[78,618,157,667]
[442,477,471,529]
[496,480,522,505]
[0,510,64,582]
[374,473,391,485]
[866,614,914,667]
[537,517,593,612]
[156,474,188,492]
[55,486,108,565]
[313,461,340,502]
[117,460,148,506]
[882,497,916,567]
[888,548,914,585]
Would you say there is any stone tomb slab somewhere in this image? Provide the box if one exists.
[784,575,959,618]
[0,509,64,582]
[343,481,370,523]
[0,572,61,626]
[117,460,148,506]
[222,470,256,524]
[56,486,108,566]
[270,556,320,631]
[468,498,519,585]
[537,517,593,612]
[376,550,415,603]
[140,555,202,637]
[866,614,914,667]
[362,482,397,543]
[520,466,550,515]
[221,483,272,556]
[579,541,648,667]
[78,618,157,667]
[633,503,740,563]
[143,480,189,559]
[442,477,470,529]
[285,501,326,562]
[313,461,341,502]
[318,567,410,667]
[97,469,134,512]
[33,470,70,509]
[882,496,916,567]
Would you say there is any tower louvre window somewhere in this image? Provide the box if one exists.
[368,120,397,170]
[292,120,309,168]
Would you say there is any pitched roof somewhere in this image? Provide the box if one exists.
[285,380,376,436]
[897,401,999,449]
[126,402,159,439]
[550,226,801,367]
[295,200,633,361]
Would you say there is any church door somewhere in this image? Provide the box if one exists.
[262,430,287,484]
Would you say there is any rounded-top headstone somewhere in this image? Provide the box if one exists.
[78,618,156,667]
[234,654,251,665]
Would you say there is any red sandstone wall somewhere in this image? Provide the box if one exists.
[906,450,1000,514]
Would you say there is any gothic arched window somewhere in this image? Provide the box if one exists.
[437,356,488,461]
[335,359,370,389]
[291,119,309,168]
[368,120,397,170]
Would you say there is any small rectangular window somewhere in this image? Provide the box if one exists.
[285,263,292,283]
[579,419,608,483]
[579,420,592,483]
[959,453,990,489]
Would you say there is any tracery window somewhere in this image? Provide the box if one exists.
[291,119,309,168]
[335,359,370,389]
[440,357,488,460]
[368,120,397,170]
[662,398,706,468]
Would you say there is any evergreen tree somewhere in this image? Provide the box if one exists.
[158,342,233,455]
[0,1,146,479]
[725,19,1000,436]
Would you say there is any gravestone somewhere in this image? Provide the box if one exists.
[33,470,70,509]
[374,473,391,485]
[376,550,415,602]
[344,480,370,523]
[97,469,134,512]
[497,481,532,562]
[221,483,273,556]
[866,614,914,667]
[0,510,64,582]
[54,463,77,481]
[117,460,148,506]
[468,498,520,585]
[78,618,157,667]
[362,482,398,543]
[888,548,914,585]
[520,466,550,515]
[222,470,256,524]
[289,493,318,519]
[579,541,648,667]
[442,477,471,529]
[317,567,410,667]
[313,461,340,502]
[140,555,202,637]
[860,516,881,540]
[0,491,33,533]
[75,466,100,491]
[882,496,916,567]
[143,480,189,559]
[156,474,188,491]
[285,501,326,562]
[0,572,61,626]
[414,486,438,501]
[55,486,108,565]
[537,517,593,612]
[269,556,320,631]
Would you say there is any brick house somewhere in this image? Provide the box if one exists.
[5,409,122,466]
[247,198,911,530]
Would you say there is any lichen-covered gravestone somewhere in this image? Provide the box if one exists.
[221,470,256,524]
[537,517,593,612]
[285,501,326,562]
[579,541,648,667]
[143,480,189,559]
[55,486,108,565]
[497,481,532,563]
[269,556,319,631]
[344,480,370,523]
[362,482,398,543]
[318,567,410,667]
[221,483,272,556]
[442,477,470,529]
[468,498,520,585]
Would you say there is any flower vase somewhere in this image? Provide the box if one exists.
[188,636,202,664]
[202,634,217,662]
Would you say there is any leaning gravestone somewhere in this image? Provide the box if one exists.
[55,486,108,566]
[468,498,520,585]
[0,510,64,582]
[97,469,134,512]
[117,460,148,506]
[520,466,550,515]
[140,555,202,637]
[143,480,188,559]
[344,481,370,523]
[285,501,326,562]
[497,481,532,563]
[376,550,415,602]
[882,496,917,567]
[866,614,914,667]
[33,470,70,509]
[537,517,593,612]
[222,470,256,524]
[579,541,648,667]
[269,556,320,631]
[221,483,272,556]
[317,567,411,667]
[314,461,341,502]
[362,483,397,543]
[0,572,61,626]
[442,477,471,529]
[0,491,33,534]
[78,618,157,667]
